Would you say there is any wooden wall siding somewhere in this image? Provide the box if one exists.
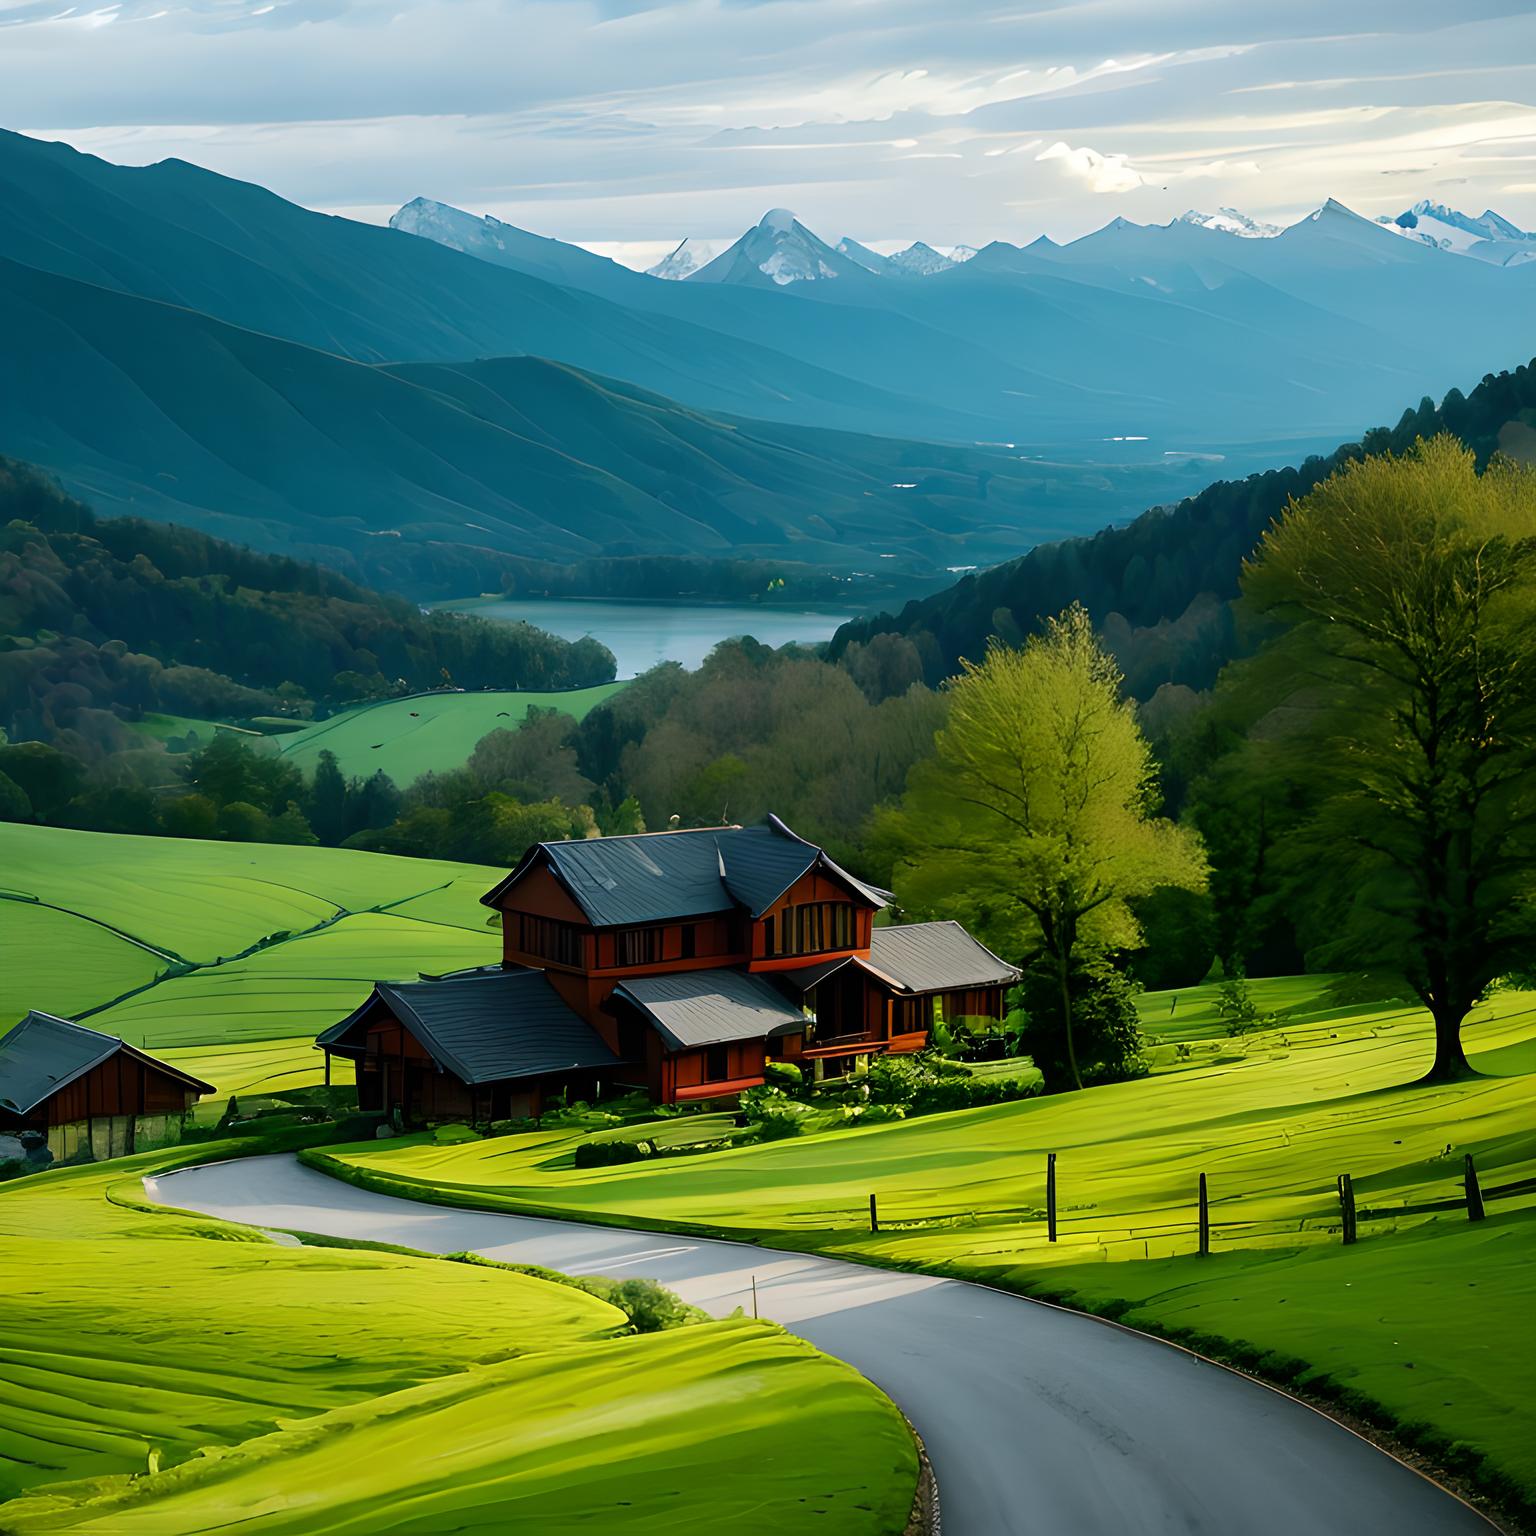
[495,862,588,923]
[662,1039,766,1103]
[751,868,875,970]
[44,1053,197,1127]
[589,915,741,974]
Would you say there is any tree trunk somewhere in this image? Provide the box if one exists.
[1419,1000,1474,1084]
[1058,949,1084,1092]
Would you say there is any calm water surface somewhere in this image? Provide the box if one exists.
[460,598,857,678]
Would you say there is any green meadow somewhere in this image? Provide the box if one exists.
[0,1144,915,1533]
[274,685,628,785]
[0,823,502,1104]
[315,977,1536,1507]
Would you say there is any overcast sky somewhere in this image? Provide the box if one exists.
[6,0,1536,265]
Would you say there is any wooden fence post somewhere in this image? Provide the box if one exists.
[1047,1152,1058,1243]
[869,1193,879,1233]
[1198,1172,1210,1256]
[1464,1154,1486,1222]
[1337,1173,1357,1245]
[751,1275,759,1319]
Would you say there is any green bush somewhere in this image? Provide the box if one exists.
[739,1084,805,1141]
[763,1060,804,1093]
[573,1138,654,1168]
[862,1051,1042,1116]
[1018,954,1146,1088]
[580,1276,712,1334]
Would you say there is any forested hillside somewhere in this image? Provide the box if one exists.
[0,458,615,751]
[832,361,1536,698]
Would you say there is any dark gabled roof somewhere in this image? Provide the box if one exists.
[863,922,1021,996]
[611,968,807,1050]
[0,1012,214,1116]
[480,813,885,928]
[317,970,621,1085]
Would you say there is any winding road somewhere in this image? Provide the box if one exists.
[148,1155,1494,1536]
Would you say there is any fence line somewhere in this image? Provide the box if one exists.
[849,1151,1532,1257]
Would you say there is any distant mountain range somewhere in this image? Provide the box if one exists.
[1,123,1534,599]
[382,186,1536,456]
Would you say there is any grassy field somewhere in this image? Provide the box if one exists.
[0,823,502,1102]
[275,685,628,785]
[0,1141,915,1533]
[315,977,1536,1509]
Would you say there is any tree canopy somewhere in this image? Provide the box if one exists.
[1241,435,1536,1080]
[886,605,1205,1087]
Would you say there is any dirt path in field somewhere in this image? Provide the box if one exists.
[148,1154,1498,1536]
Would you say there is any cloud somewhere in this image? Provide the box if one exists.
[1035,140,1144,193]
[6,0,1536,242]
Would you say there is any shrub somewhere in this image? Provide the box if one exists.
[1216,967,1274,1036]
[1018,954,1146,1088]
[763,1060,804,1093]
[573,1138,654,1168]
[862,1051,1042,1116]
[739,1084,805,1140]
[576,1275,711,1333]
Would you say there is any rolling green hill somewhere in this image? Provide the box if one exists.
[0,129,964,442]
[0,1149,916,1533]
[274,686,627,785]
[316,976,1536,1511]
[0,255,1206,584]
[0,822,503,1103]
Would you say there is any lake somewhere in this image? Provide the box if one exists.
[454,598,858,678]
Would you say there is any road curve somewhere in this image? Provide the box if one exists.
[149,1155,1493,1536]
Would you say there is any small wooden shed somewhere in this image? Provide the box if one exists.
[0,1012,214,1162]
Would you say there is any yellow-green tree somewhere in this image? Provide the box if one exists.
[1243,435,1536,1082]
[888,605,1205,1089]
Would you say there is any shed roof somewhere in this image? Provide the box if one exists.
[864,922,1020,995]
[317,970,621,1085]
[481,814,885,927]
[0,1012,214,1117]
[612,968,807,1051]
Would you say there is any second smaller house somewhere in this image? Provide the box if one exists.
[609,969,807,1103]
[318,968,623,1123]
[0,1013,214,1162]
[779,921,1019,1080]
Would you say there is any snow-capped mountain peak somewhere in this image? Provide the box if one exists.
[646,238,718,280]
[1178,207,1281,238]
[1374,199,1535,263]
[836,236,891,275]
[689,209,867,286]
[887,241,956,277]
[948,244,979,263]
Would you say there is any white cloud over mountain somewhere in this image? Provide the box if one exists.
[5,0,1536,246]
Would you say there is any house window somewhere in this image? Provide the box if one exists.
[704,1044,730,1081]
[681,924,697,960]
[769,901,857,958]
[515,913,585,967]
[615,927,663,967]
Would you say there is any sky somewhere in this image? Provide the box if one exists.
[5,0,1536,267]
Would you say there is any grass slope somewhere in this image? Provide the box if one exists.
[0,1143,915,1533]
[275,685,627,784]
[317,978,1536,1508]
[0,824,501,1102]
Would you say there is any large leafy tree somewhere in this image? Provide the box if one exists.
[1242,436,1536,1081]
[888,605,1205,1089]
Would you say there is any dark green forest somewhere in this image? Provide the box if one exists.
[0,458,616,755]
[832,359,1536,698]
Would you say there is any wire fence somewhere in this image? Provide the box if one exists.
[846,1151,1536,1261]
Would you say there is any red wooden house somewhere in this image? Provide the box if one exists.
[0,1012,214,1162]
[320,814,1017,1119]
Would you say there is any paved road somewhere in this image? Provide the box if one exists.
[149,1155,1494,1536]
